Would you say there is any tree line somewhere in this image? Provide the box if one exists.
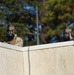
[0,0,74,46]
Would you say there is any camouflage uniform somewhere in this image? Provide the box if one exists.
[8,34,23,47]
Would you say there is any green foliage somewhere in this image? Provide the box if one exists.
[0,26,7,42]
[3,0,15,6]
[42,0,73,36]
[0,0,74,46]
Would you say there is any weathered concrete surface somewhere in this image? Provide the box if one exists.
[0,41,74,75]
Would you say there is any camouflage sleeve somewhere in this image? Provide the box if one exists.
[15,37,23,47]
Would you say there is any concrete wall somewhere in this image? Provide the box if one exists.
[0,41,74,75]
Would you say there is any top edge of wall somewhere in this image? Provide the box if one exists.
[0,41,74,52]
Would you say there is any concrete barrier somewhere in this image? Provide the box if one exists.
[0,41,74,75]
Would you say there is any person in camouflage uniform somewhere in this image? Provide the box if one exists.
[65,27,74,40]
[65,18,74,40]
[6,25,23,47]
